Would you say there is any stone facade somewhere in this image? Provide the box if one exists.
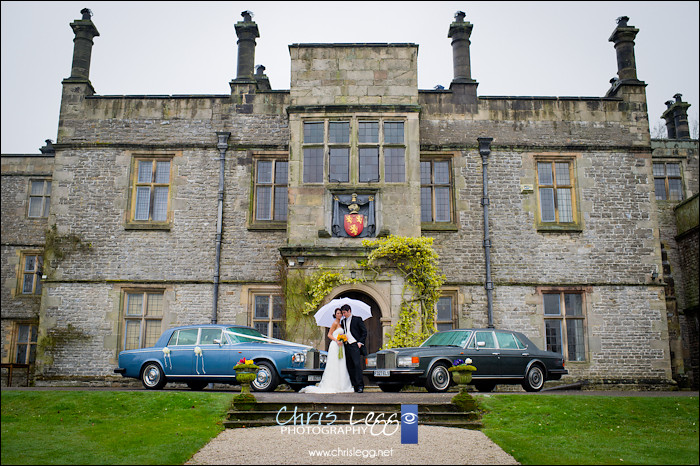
[1,10,698,389]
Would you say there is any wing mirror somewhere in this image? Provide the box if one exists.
[213,339,222,347]
[476,341,486,350]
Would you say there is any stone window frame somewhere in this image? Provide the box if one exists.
[248,287,285,340]
[120,288,166,351]
[436,289,459,331]
[420,152,458,231]
[125,152,177,230]
[534,154,582,232]
[301,117,407,186]
[653,161,684,201]
[26,178,51,219]
[537,286,589,363]
[17,250,43,296]
[249,151,289,230]
[10,321,38,364]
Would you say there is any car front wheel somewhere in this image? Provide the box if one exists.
[425,363,451,392]
[141,362,167,390]
[251,361,279,392]
[522,364,545,392]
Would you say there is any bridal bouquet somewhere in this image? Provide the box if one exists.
[337,334,348,359]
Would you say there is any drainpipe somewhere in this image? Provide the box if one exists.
[478,137,495,328]
[212,132,230,324]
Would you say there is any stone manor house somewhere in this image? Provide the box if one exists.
[2,9,698,389]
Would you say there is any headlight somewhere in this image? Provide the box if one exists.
[366,356,377,367]
[397,356,420,367]
[320,354,327,365]
[292,352,305,364]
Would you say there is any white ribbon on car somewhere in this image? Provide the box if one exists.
[223,330,314,350]
[162,347,173,370]
[194,346,205,374]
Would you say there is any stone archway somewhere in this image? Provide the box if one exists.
[324,290,383,355]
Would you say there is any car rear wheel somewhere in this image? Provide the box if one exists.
[187,381,208,391]
[522,364,545,392]
[251,361,279,392]
[377,382,404,392]
[141,362,167,390]
[473,381,497,392]
[425,363,451,393]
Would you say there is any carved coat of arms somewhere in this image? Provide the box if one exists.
[344,195,365,237]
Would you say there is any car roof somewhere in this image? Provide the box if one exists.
[168,324,255,331]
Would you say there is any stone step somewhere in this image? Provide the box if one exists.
[223,418,483,430]
[228,409,481,423]
[228,401,474,413]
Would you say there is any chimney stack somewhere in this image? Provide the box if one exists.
[68,8,100,81]
[662,100,677,139]
[448,11,475,84]
[609,16,639,82]
[662,94,692,139]
[235,10,260,80]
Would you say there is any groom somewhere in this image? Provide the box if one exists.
[340,303,367,393]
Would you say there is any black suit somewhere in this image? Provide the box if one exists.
[342,314,367,391]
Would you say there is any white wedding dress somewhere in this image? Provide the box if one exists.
[300,328,354,393]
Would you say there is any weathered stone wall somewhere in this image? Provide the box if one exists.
[455,284,671,382]
[427,147,659,285]
[1,155,53,364]
[289,44,418,106]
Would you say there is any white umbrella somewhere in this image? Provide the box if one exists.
[314,297,372,328]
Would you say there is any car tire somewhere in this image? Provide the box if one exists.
[141,362,167,390]
[251,361,279,392]
[425,363,451,393]
[187,381,208,391]
[377,383,404,392]
[522,364,545,392]
[473,381,497,392]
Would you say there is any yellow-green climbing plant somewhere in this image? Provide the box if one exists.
[361,235,445,348]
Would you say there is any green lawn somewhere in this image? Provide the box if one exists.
[1,390,232,465]
[1,391,698,465]
[477,394,699,465]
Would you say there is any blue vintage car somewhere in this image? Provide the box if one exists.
[114,324,327,391]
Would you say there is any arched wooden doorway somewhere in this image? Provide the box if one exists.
[323,290,383,355]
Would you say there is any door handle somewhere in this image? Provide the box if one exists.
[491,352,500,356]
[521,353,529,356]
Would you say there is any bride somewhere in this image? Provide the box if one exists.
[300,308,354,393]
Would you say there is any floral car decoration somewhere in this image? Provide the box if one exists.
[115,324,327,392]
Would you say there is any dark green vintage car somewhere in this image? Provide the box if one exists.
[363,328,568,392]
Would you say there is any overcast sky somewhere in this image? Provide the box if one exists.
[1,1,698,153]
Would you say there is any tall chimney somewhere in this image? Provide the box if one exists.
[662,100,677,139]
[68,8,100,81]
[608,16,639,82]
[235,10,260,80]
[448,11,475,84]
[671,94,691,139]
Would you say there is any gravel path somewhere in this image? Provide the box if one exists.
[185,425,519,465]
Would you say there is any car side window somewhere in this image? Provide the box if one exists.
[200,328,223,345]
[495,332,519,349]
[173,328,198,346]
[474,331,496,348]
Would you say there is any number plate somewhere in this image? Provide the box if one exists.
[374,370,391,377]
[308,375,322,382]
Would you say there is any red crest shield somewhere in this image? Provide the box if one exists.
[344,213,364,237]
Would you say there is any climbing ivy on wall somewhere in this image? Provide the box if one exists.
[361,235,446,348]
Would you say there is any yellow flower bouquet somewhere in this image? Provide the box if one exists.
[337,334,348,359]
